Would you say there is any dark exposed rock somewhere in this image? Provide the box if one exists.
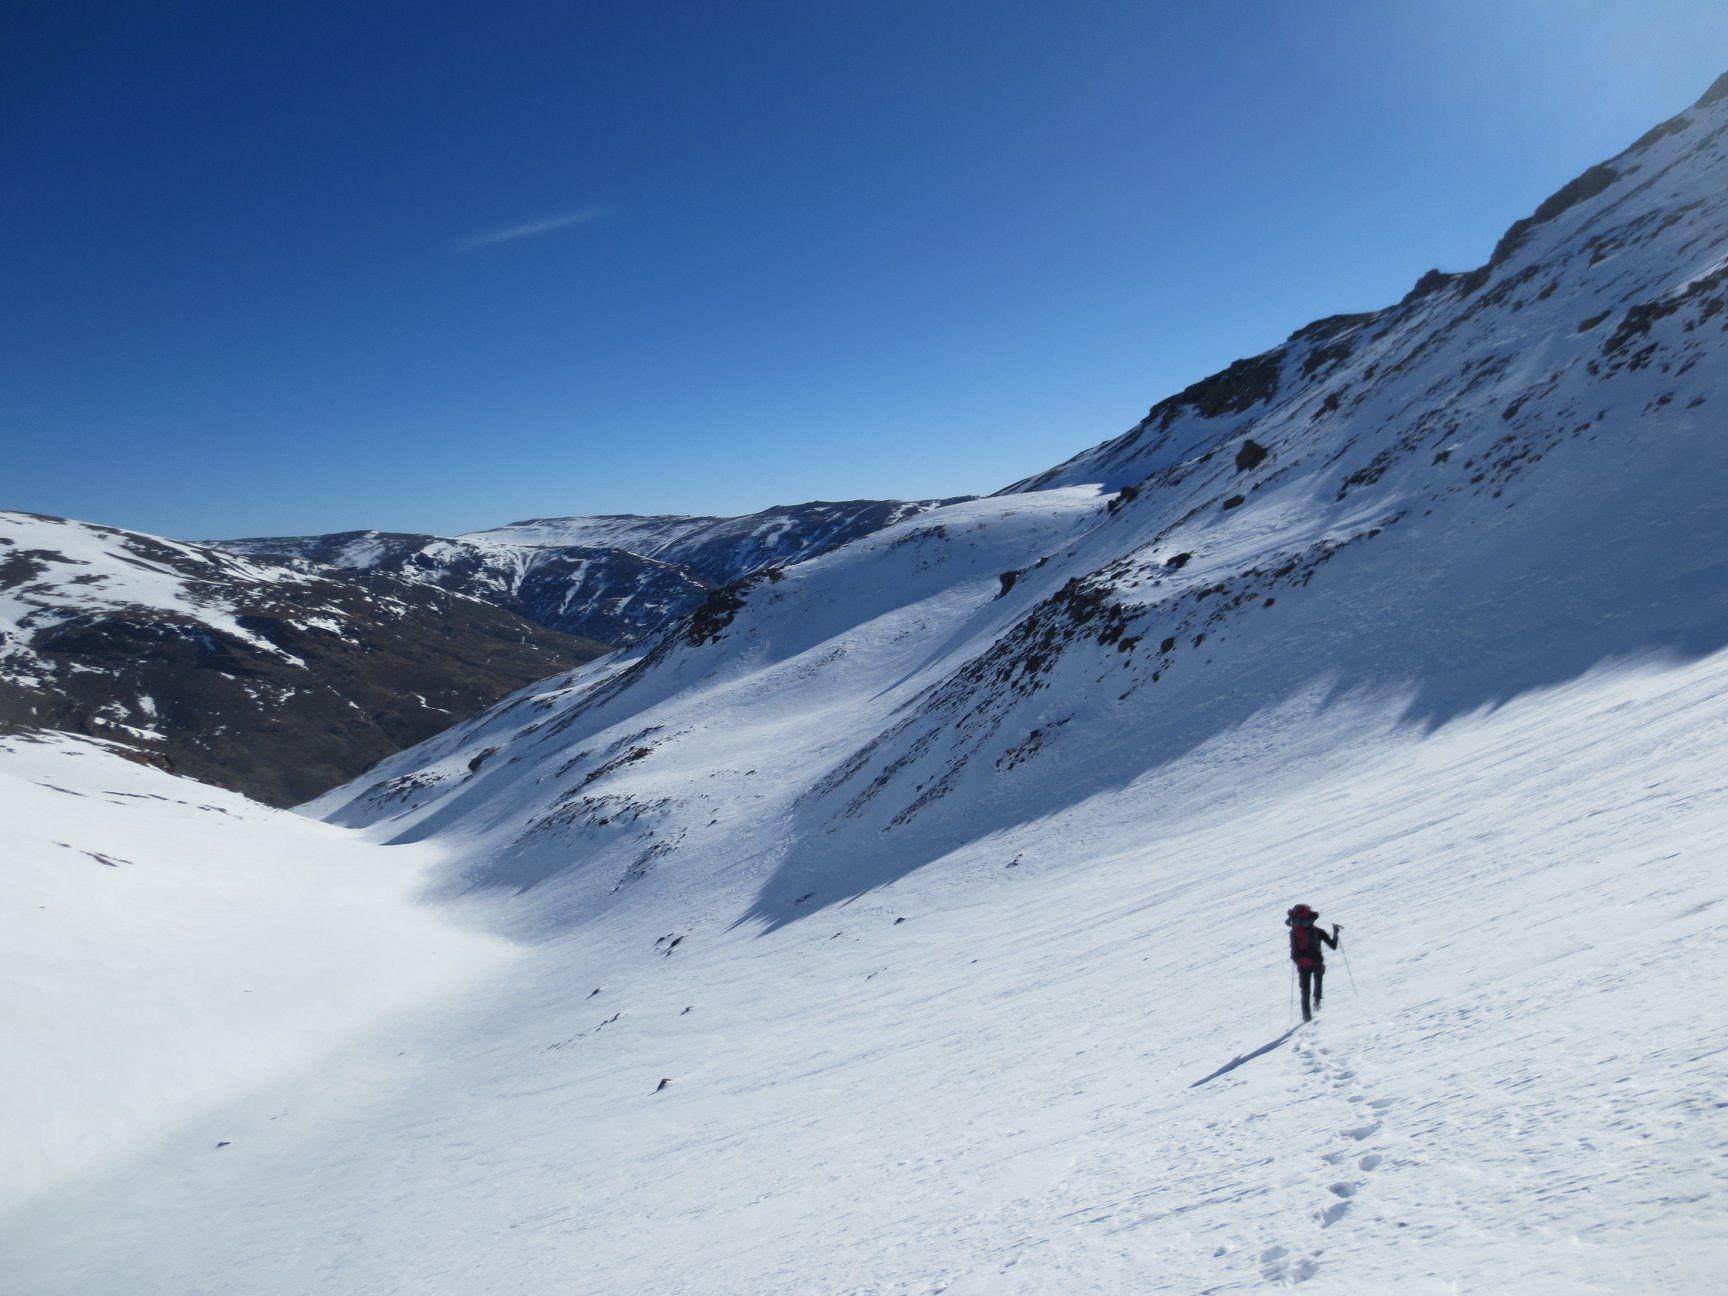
[1146,352,1283,433]
[1601,265,1726,359]
[683,569,784,646]
[684,585,751,646]
[1234,440,1269,473]
[1630,115,1693,153]
[1695,70,1728,109]
[1287,312,1377,344]
[1400,268,1461,306]
[1489,163,1620,266]
[1457,264,1492,295]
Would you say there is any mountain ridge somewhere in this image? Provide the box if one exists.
[217,498,965,647]
[1008,68,1728,498]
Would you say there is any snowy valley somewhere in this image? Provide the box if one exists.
[3,73,1728,1295]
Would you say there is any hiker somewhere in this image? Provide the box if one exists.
[1286,904,1340,1021]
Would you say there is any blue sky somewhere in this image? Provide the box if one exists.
[4,2,1724,539]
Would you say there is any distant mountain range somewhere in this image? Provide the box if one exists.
[0,510,606,805]
[0,500,959,803]
[215,499,964,648]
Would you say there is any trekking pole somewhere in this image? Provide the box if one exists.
[1339,938,1359,996]
[1289,965,1297,1021]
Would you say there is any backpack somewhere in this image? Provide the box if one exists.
[1286,904,1322,970]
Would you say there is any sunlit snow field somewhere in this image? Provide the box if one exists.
[3,648,1724,1294]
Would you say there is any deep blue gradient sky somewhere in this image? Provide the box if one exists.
[5,2,1725,539]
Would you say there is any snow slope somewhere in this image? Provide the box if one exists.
[305,72,1728,931]
[5,75,1728,1295]
[0,730,513,1216]
[5,651,1724,1294]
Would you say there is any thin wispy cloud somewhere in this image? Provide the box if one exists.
[456,206,609,252]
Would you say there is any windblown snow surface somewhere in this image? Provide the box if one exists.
[6,78,1728,1295]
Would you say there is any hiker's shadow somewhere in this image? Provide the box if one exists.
[1188,1027,1302,1088]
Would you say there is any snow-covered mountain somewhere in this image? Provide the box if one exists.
[314,71,1728,912]
[0,510,607,805]
[219,499,959,647]
[6,76,1728,1294]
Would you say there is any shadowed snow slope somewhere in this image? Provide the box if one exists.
[4,77,1728,1296]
